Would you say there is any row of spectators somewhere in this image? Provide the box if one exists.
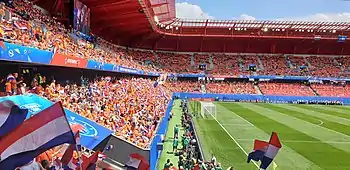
[163,80,350,97]
[2,1,350,78]
[3,72,349,99]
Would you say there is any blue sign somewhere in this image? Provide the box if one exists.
[0,42,53,64]
[0,94,112,149]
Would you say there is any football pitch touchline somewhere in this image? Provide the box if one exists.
[209,113,260,169]
[236,139,350,144]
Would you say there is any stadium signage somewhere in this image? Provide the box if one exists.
[50,53,88,68]
[119,67,139,74]
[64,58,80,65]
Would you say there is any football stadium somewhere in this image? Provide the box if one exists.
[0,0,350,169]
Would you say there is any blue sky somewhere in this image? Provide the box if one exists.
[175,0,350,21]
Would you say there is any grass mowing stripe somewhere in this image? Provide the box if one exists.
[225,102,350,170]
[193,116,257,170]
[243,103,350,153]
[215,103,321,170]
[329,105,350,112]
[276,104,350,126]
[191,101,257,170]
[266,104,350,136]
[306,105,350,118]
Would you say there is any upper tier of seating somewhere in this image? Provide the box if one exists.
[1,0,350,78]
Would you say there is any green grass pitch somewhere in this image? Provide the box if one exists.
[191,101,350,170]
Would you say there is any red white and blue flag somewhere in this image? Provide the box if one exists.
[0,100,28,137]
[0,102,75,169]
[247,132,282,170]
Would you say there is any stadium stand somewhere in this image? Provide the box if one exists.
[259,55,289,76]
[37,77,170,148]
[1,0,350,169]
[259,82,315,96]
[311,84,350,97]
[205,81,256,94]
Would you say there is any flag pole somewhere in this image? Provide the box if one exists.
[75,131,83,170]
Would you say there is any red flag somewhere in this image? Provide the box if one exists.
[81,151,101,170]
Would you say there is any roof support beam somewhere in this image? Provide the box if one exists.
[151,2,168,8]
[90,0,130,9]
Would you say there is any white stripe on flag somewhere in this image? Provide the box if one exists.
[265,144,280,159]
[0,103,12,127]
[127,158,141,168]
[1,116,71,161]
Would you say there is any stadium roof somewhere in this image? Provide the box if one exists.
[32,0,350,54]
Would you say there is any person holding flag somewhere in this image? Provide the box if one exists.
[0,102,76,169]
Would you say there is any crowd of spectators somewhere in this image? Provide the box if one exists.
[311,84,350,97]
[1,0,157,72]
[205,81,256,94]
[165,81,202,93]
[259,82,315,96]
[2,1,350,78]
[34,76,170,148]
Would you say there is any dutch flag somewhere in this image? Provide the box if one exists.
[0,102,75,169]
[0,100,28,138]
[260,132,282,170]
[247,132,282,170]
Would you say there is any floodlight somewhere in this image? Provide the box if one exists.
[154,16,159,23]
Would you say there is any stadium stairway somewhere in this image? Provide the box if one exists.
[257,56,264,70]
[304,56,311,67]
[254,84,263,95]
[334,57,345,72]
[309,85,320,96]
[209,55,214,70]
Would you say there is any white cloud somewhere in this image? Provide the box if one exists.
[175,2,350,22]
[175,2,214,19]
[277,13,350,22]
[234,14,256,20]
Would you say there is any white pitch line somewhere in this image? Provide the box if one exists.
[236,139,350,144]
[317,119,324,126]
[220,123,255,127]
[209,113,260,169]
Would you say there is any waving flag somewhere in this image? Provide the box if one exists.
[247,140,269,163]
[0,102,75,169]
[247,132,282,170]
[0,100,28,137]
[61,132,81,170]
[261,132,282,170]
[126,153,150,170]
